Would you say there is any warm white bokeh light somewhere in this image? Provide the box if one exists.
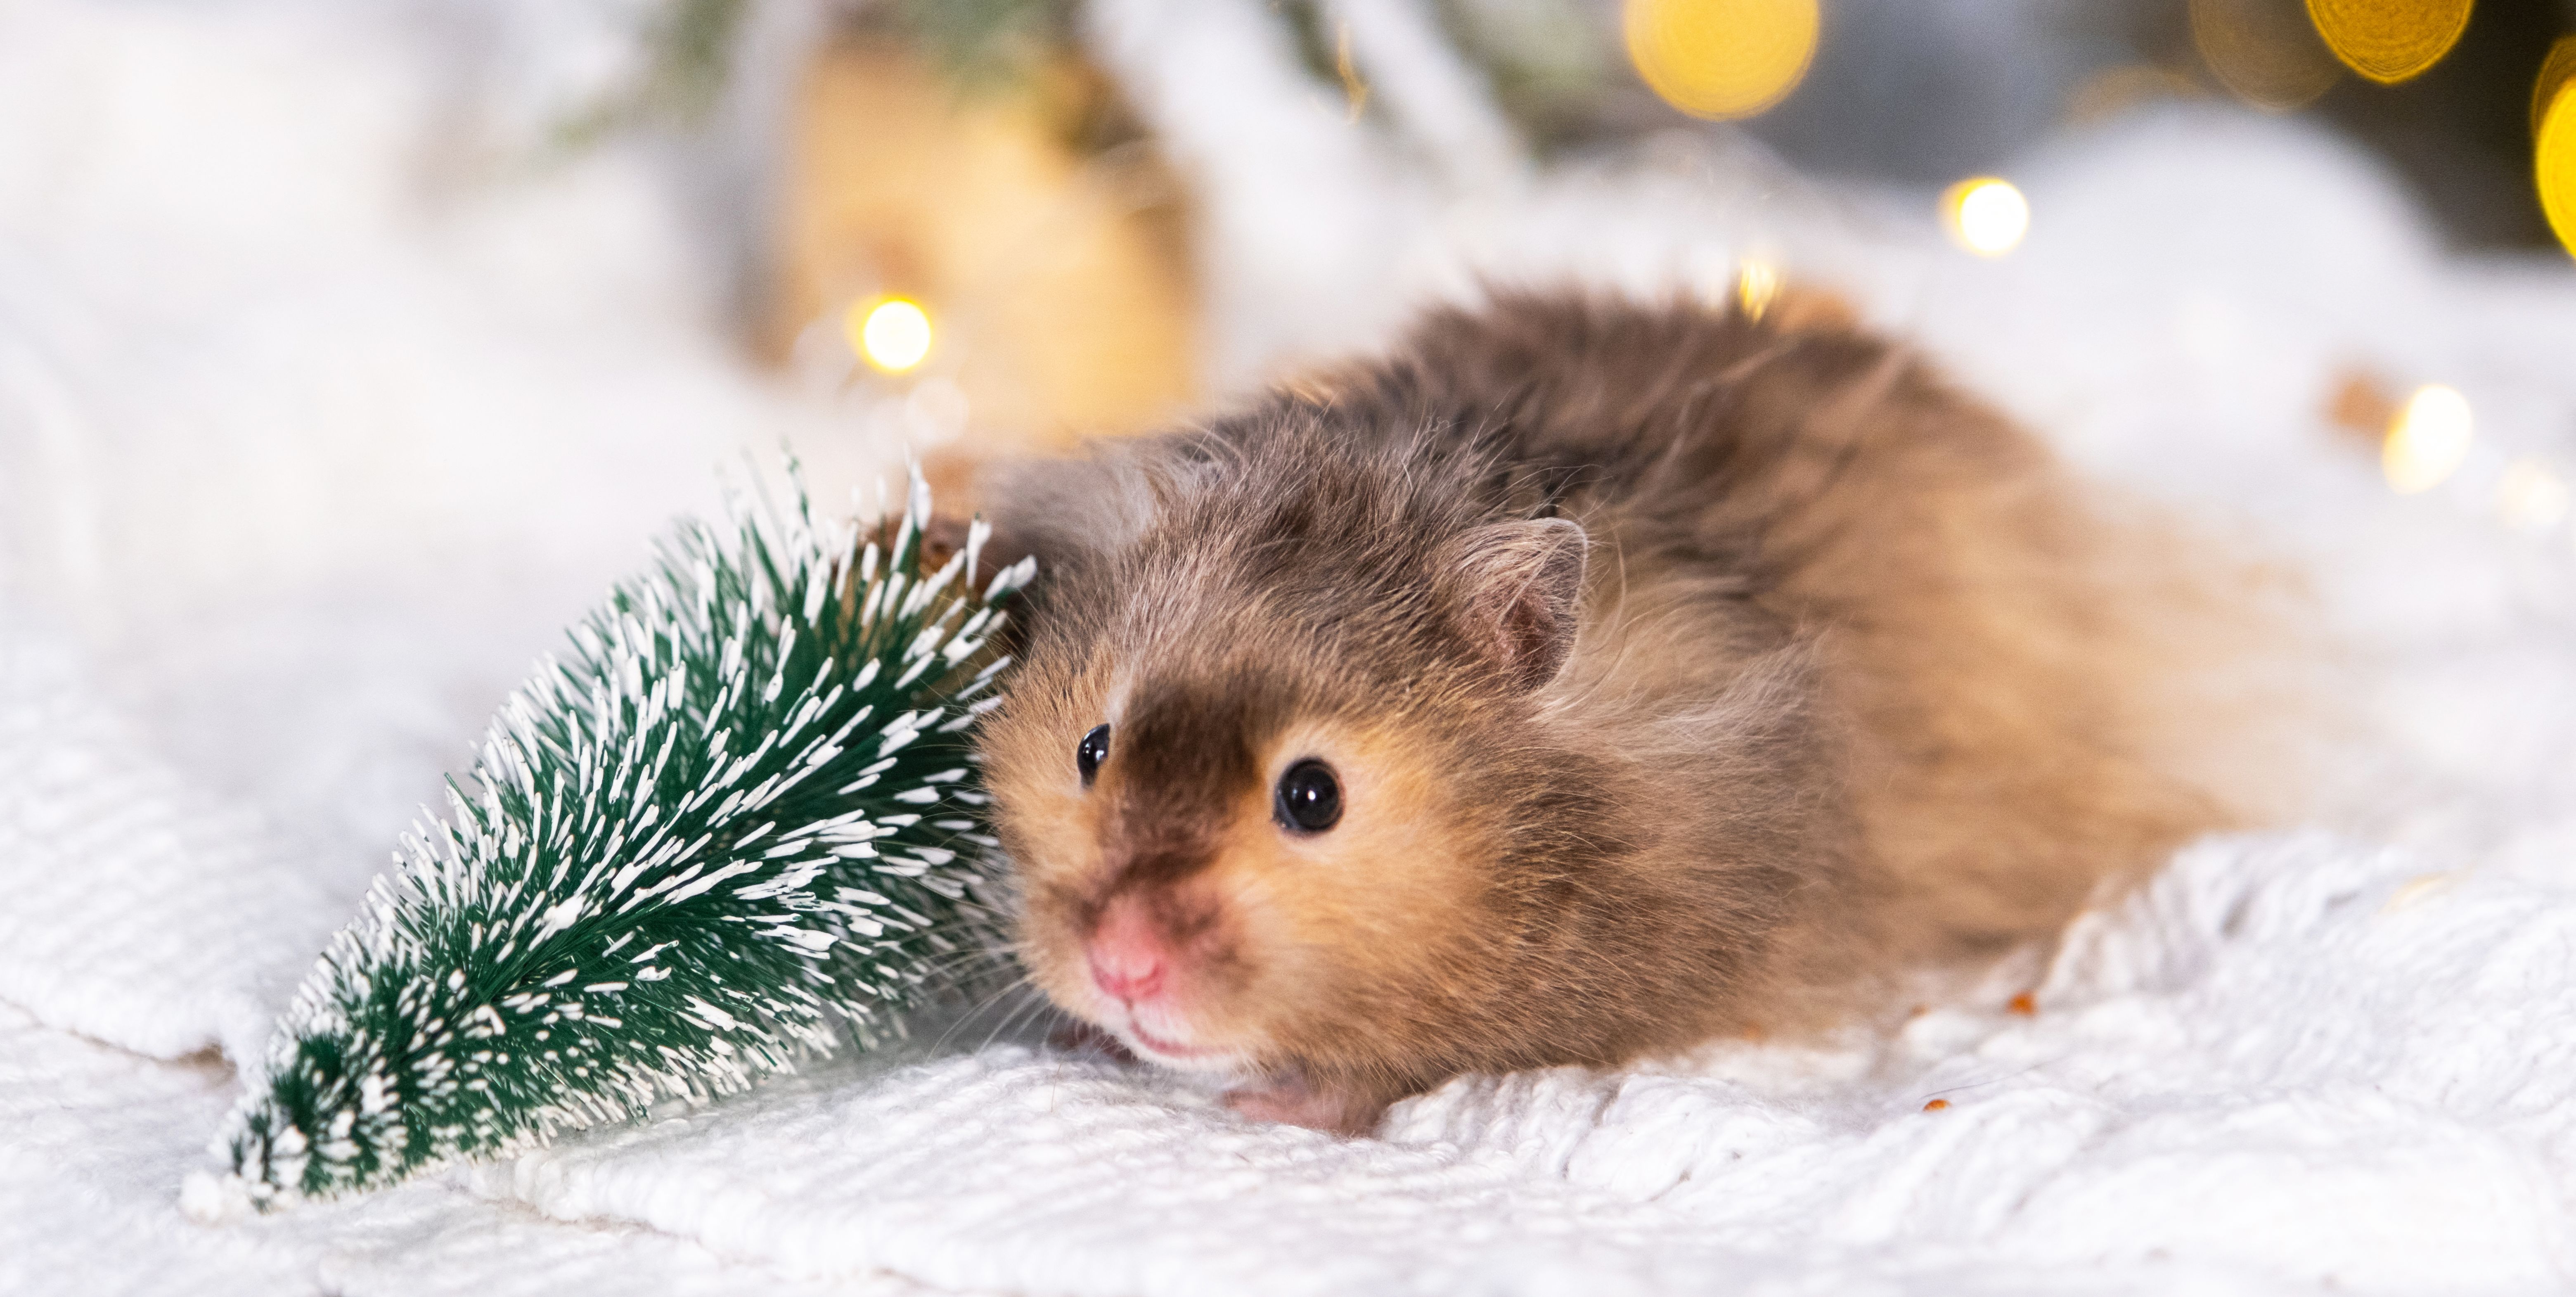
[2498,460,2571,533]
[1943,178,2029,256]
[1737,258,1782,320]
[2189,0,2338,111]
[850,297,933,373]
[2383,384,2473,495]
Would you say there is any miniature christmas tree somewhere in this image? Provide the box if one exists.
[207,468,1032,1208]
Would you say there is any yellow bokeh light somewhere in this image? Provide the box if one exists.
[1625,0,1820,121]
[2304,0,2471,85]
[2382,384,2472,494]
[2190,0,2339,111]
[1941,178,2029,257]
[850,297,933,373]
[2531,35,2576,135]
[2541,71,2576,263]
[1737,258,1782,320]
[2064,64,2206,126]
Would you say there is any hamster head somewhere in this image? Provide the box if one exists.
[975,446,1595,1094]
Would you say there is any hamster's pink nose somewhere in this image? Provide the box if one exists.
[1087,895,1168,1005]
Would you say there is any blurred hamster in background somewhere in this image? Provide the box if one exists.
[957,288,2314,1133]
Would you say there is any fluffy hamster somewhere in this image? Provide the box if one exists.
[968,289,2295,1133]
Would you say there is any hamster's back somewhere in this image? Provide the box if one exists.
[977,289,2304,1100]
[1241,290,2292,967]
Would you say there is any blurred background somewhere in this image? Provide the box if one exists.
[545,0,2576,454]
[5,0,2576,882]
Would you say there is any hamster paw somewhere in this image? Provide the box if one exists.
[1222,1073,1384,1136]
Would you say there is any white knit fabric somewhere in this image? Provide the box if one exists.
[475,831,2576,1296]
[8,1,2576,1294]
[0,621,328,1065]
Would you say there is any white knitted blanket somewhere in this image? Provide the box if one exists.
[8,2,2576,1295]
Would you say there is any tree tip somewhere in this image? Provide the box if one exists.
[180,1169,258,1224]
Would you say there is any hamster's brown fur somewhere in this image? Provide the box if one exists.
[970,289,2297,1132]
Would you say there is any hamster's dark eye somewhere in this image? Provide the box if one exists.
[1273,759,1342,834]
[1076,724,1110,786]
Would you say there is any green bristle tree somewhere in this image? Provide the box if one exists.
[208,469,1031,1208]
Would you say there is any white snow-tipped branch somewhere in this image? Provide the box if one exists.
[210,465,1027,1208]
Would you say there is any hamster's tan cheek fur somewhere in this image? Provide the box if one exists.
[981,680,1120,1020]
[1206,727,1489,1065]
[1005,807,1104,1017]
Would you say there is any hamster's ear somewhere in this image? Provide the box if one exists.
[977,442,1163,577]
[1445,518,1587,691]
